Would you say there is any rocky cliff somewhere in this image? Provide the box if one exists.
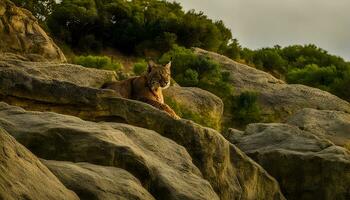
[0,127,79,200]
[0,0,66,62]
[224,123,350,200]
[0,56,285,200]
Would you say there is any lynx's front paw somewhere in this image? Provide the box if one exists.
[171,113,181,120]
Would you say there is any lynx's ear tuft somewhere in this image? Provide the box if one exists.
[147,60,155,73]
[164,61,171,69]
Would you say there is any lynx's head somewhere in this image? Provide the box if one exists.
[146,60,171,90]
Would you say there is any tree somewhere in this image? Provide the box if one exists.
[252,48,287,72]
[46,0,233,54]
[47,0,99,48]
[287,64,338,91]
[12,0,56,22]
[221,39,241,59]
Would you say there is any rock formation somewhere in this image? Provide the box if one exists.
[163,86,224,130]
[0,55,285,199]
[0,0,66,62]
[0,127,79,200]
[225,123,350,200]
[0,102,221,200]
[43,160,156,200]
[287,108,350,149]
[194,48,350,123]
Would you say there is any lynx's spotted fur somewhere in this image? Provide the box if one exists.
[102,61,180,119]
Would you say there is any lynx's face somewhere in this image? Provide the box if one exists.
[147,61,171,90]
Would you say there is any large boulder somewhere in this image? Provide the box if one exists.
[225,123,350,200]
[0,0,66,62]
[194,48,350,123]
[43,160,155,200]
[0,127,78,200]
[0,102,219,200]
[0,57,117,88]
[163,86,224,130]
[287,108,350,149]
[0,59,285,199]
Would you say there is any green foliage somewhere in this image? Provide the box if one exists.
[331,70,350,101]
[77,35,103,53]
[12,0,56,22]
[238,44,350,102]
[72,55,122,70]
[231,92,262,126]
[280,44,347,69]
[240,44,349,74]
[179,69,199,86]
[287,64,337,91]
[252,48,287,72]
[133,61,148,75]
[46,0,232,54]
[160,46,233,99]
[47,0,99,49]
[220,39,242,60]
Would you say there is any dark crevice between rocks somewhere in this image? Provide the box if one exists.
[0,94,104,120]
[94,116,127,124]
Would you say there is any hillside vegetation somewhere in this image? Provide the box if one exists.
[33,0,231,55]
[239,45,350,102]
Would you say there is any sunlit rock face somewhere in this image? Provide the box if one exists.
[0,0,66,62]
[287,108,350,149]
[0,127,79,200]
[225,123,350,200]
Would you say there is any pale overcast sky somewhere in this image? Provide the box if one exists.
[174,0,350,60]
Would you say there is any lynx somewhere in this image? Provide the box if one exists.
[102,61,180,119]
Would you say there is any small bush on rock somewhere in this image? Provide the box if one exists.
[160,46,233,99]
[73,55,122,71]
[133,61,148,75]
[231,92,262,126]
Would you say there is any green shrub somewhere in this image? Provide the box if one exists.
[330,69,350,101]
[160,46,233,99]
[73,55,122,71]
[287,64,337,91]
[252,48,287,72]
[133,61,148,75]
[232,92,262,126]
[239,44,350,102]
[77,35,103,53]
[175,69,199,86]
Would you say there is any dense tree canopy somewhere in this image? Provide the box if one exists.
[45,0,232,54]
[12,0,56,21]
